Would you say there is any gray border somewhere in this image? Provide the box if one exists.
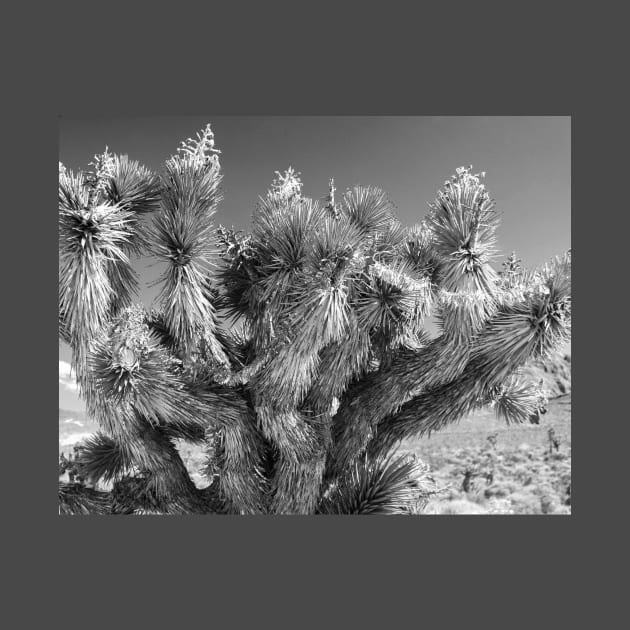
[8,1,612,626]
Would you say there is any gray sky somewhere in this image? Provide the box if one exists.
[59,116,570,411]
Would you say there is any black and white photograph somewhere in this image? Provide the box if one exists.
[58,116,571,515]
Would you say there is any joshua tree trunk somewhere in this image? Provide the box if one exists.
[59,126,571,515]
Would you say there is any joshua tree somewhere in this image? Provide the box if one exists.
[547,427,561,455]
[58,124,571,515]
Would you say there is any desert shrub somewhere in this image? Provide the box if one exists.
[508,491,543,514]
[424,499,489,515]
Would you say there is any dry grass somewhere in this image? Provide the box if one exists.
[398,395,571,515]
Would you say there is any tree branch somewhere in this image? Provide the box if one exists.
[329,256,571,476]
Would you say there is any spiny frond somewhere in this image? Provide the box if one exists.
[215,225,258,320]
[440,246,499,294]
[86,307,217,439]
[109,472,209,515]
[305,326,372,410]
[216,321,252,368]
[59,152,158,345]
[252,281,353,409]
[75,432,135,484]
[306,215,364,284]
[252,196,324,276]
[88,340,208,437]
[159,419,207,443]
[59,164,88,215]
[106,253,139,317]
[59,203,137,385]
[220,200,326,356]
[293,281,353,346]
[369,219,408,263]
[434,289,497,344]
[471,252,572,379]
[319,453,425,515]
[59,158,141,359]
[59,195,134,279]
[151,222,218,353]
[59,483,112,515]
[145,308,179,352]
[243,212,360,407]
[341,185,395,237]
[400,223,442,281]
[244,190,349,359]
[262,210,318,276]
[215,262,258,322]
[103,154,162,216]
[427,166,499,293]
[59,307,71,345]
[102,154,162,259]
[490,375,547,426]
[152,124,223,355]
[354,260,433,338]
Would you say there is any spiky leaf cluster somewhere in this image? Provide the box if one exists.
[319,453,427,515]
[152,124,224,356]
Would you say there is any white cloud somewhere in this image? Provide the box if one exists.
[59,360,78,392]
[60,431,94,446]
[63,419,84,427]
